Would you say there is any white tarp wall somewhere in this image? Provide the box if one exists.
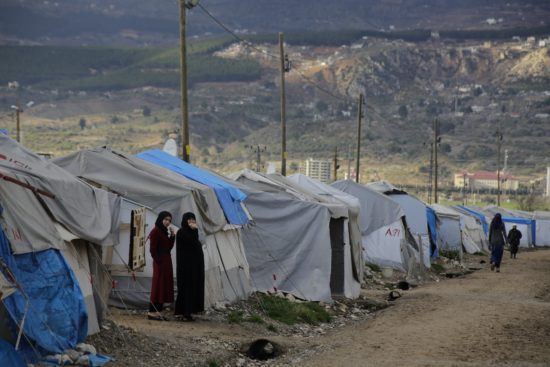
[108,200,251,308]
[431,204,462,253]
[332,180,418,272]
[388,195,431,268]
[534,211,550,247]
[287,174,362,299]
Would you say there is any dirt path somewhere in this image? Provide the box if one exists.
[301,250,550,367]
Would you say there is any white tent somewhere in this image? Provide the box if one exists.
[430,204,463,254]
[287,174,363,298]
[332,180,420,272]
[54,148,252,309]
[483,206,535,247]
[367,181,432,267]
[0,136,122,361]
[451,206,489,253]
[533,211,550,247]
[232,170,359,300]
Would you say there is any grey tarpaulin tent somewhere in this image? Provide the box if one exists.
[430,204,463,254]
[366,181,432,267]
[232,179,334,302]
[332,180,420,271]
[533,211,550,246]
[0,137,124,353]
[233,170,360,299]
[54,148,251,308]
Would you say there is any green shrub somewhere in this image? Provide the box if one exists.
[258,294,331,325]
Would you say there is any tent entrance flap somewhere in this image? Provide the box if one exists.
[329,218,345,296]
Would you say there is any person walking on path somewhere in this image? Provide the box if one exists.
[174,212,205,322]
[489,213,507,272]
[507,225,522,259]
[148,211,175,321]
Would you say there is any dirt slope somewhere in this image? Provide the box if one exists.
[301,249,550,367]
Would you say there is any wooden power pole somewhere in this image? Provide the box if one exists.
[433,118,439,204]
[179,0,190,162]
[355,94,364,183]
[279,32,288,176]
[497,121,503,206]
[333,147,338,182]
[15,103,21,143]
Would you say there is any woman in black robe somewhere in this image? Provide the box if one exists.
[174,212,205,321]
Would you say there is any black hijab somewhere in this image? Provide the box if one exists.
[177,212,199,244]
[155,211,172,234]
[490,213,504,230]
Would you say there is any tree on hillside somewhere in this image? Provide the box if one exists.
[142,106,151,117]
[79,117,86,130]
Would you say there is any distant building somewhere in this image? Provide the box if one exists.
[454,171,520,191]
[300,158,332,183]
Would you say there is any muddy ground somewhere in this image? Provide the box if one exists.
[88,249,550,367]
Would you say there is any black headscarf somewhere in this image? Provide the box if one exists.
[180,212,196,229]
[155,211,172,231]
[490,213,504,230]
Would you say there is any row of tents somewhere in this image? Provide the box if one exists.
[1,135,548,364]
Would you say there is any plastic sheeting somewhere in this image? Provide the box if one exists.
[54,147,227,235]
[136,150,249,225]
[0,136,120,250]
[534,211,550,246]
[0,228,87,357]
[0,338,25,367]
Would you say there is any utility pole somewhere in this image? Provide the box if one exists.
[279,32,289,176]
[496,121,503,206]
[15,103,21,143]
[433,118,440,203]
[356,94,364,183]
[462,172,467,206]
[333,147,338,182]
[178,0,199,162]
[427,142,433,204]
[347,144,352,180]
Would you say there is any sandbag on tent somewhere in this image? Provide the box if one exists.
[0,136,120,249]
[55,149,251,308]
[332,180,419,272]
[136,149,250,225]
[367,181,433,267]
[0,228,87,360]
[533,211,550,246]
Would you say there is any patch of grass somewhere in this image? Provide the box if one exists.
[367,263,382,272]
[473,251,486,256]
[266,324,278,332]
[439,249,461,261]
[258,294,332,325]
[206,359,220,367]
[245,314,264,324]
[384,282,395,289]
[431,263,445,274]
[227,311,244,324]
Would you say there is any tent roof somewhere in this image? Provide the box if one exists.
[0,136,120,251]
[430,204,461,220]
[332,180,404,236]
[53,147,227,234]
[136,150,249,225]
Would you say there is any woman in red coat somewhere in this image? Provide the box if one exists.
[148,211,175,320]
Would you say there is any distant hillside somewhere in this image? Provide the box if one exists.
[1,0,549,46]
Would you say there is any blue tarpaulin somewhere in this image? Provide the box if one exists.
[457,206,489,236]
[136,149,249,225]
[0,228,88,360]
[0,339,26,367]
[426,206,438,256]
[500,216,537,245]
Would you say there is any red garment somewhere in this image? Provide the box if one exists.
[149,226,175,304]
